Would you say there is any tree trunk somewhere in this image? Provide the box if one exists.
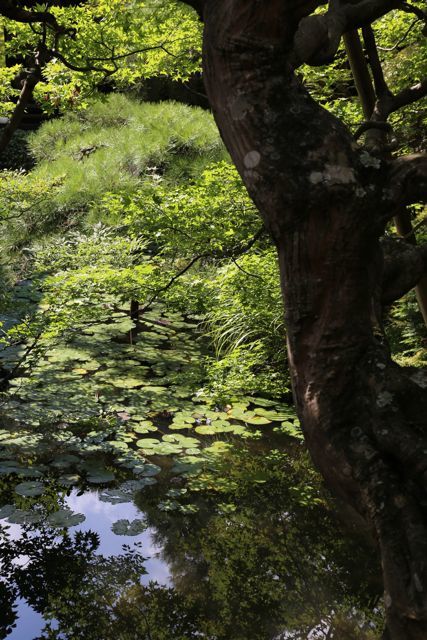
[200,2,427,637]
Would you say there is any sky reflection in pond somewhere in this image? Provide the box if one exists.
[65,489,170,584]
[0,446,383,640]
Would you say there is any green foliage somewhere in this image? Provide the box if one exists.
[94,160,257,255]
[0,98,283,404]
[27,95,225,222]
[0,96,225,253]
[301,8,427,152]
[203,251,289,399]
[2,0,202,117]
[386,289,427,367]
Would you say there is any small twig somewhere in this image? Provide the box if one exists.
[52,50,110,74]
[398,1,427,23]
[140,253,205,313]
[139,227,265,313]
[377,18,420,51]
[230,256,265,281]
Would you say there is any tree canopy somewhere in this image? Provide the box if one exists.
[0,1,426,639]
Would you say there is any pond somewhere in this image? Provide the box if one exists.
[0,288,383,639]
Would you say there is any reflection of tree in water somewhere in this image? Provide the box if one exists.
[137,447,384,639]
[0,520,203,640]
[0,525,144,639]
[0,448,383,639]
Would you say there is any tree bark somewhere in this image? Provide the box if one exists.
[0,69,40,154]
[200,2,427,637]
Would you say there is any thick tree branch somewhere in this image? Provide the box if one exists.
[362,25,392,100]
[384,78,427,115]
[0,68,40,154]
[343,30,375,119]
[389,154,427,207]
[381,236,427,304]
[292,0,401,67]
[398,1,427,24]
[0,1,65,33]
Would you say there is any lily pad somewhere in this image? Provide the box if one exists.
[46,509,86,528]
[15,481,45,497]
[139,463,162,477]
[87,470,115,484]
[8,509,43,525]
[111,518,147,536]
[99,489,130,504]
[195,425,220,435]
[0,504,16,519]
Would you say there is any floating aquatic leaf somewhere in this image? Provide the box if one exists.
[275,421,304,440]
[106,440,129,451]
[163,434,200,448]
[195,425,220,435]
[247,396,278,407]
[166,488,187,497]
[110,377,146,389]
[87,470,115,484]
[111,518,147,536]
[204,410,229,420]
[47,347,92,363]
[58,474,81,486]
[228,408,253,420]
[8,509,43,525]
[169,422,193,430]
[136,438,161,450]
[81,360,101,371]
[46,509,86,528]
[185,448,200,455]
[120,477,157,492]
[156,443,183,455]
[243,415,271,425]
[253,408,290,421]
[0,504,16,519]
[203,441,232,455]
[139,463,162,477]
[158,499,180,512]
[15,481,44,497]
[99,489,130,504]
[133,421,157,434]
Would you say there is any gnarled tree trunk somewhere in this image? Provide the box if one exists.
[197,1,427,638]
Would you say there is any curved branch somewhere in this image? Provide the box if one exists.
[389,154,427,207]
[51,50,111,74]
[0,2,66,34]
[292,0,401,67]
[0,69,40,154]
[381,236,427,304]
[386,78,427,114]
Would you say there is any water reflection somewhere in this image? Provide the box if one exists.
[0,447,383,640]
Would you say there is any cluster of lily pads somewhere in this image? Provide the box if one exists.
[0,298,301,531]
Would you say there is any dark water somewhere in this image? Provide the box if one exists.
[2,489,170,640]
[0,301,383,639]
[0,445,383,640]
